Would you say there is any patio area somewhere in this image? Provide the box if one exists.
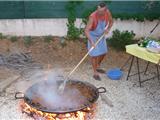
[0,40,160,120]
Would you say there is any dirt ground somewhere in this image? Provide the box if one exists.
[0,38,160,120]
[0,37,129,67]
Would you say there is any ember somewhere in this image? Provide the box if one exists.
[20,100,96,120]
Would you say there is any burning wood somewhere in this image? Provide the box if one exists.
[20,100,96,120]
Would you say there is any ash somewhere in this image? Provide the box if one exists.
[0,52,42,70]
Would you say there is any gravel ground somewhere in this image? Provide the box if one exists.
[0,61,160,120]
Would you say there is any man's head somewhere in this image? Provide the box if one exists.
[97,2,107,16]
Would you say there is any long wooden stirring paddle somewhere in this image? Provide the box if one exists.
[59,23,109,93]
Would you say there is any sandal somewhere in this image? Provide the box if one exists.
[93,75,101,81]
[96,68,106,74]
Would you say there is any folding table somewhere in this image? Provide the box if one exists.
[125,44,160,87]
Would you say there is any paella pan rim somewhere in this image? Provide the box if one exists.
[16,80,104,114]
[24,98,96,114]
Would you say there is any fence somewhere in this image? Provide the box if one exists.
[0,1,159,19]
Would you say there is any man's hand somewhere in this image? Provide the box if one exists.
[91,42,96,48]
[103,29,110,40]
[105,29,110,35]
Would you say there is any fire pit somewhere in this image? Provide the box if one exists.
[20,100,96,120]
[15,80,106,120]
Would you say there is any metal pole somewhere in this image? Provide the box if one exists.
[136,57,141,87]
[144,61,150,75]
[145,20,160,39]
[126,56,134,81]
[156,64,160,83]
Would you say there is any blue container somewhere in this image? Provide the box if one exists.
[106,68,123,80]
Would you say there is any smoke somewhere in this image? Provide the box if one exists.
[27,80,86,110]
[16,68,63,93]
[16,68,87,111]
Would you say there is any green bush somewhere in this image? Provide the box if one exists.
[0,33,7,40]
[67,23,82,40]
[44,35,53,43]
[65,1,83,40]
[108,29,135,50]
[23,36,33,47]
[0,33,3,40]
[10,36,18,42]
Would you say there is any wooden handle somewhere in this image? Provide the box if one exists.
[67,33,105,78]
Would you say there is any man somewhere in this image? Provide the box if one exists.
[85,2,113,80]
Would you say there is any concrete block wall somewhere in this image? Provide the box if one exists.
[0,19,159,39]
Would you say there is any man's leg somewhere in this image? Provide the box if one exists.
[91,56,99,75]
[91,56,101,80]
[96,54,106,73]
[98,54,106,67]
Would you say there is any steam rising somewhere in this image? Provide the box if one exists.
[16,68,86,111]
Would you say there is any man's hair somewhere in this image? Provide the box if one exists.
[98,2,106,8]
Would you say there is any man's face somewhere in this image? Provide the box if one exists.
[97,6,106,16]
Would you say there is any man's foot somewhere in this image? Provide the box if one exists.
[93,74,101,81]
[96,68,106,74]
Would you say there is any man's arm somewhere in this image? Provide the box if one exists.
[105,9,113,34]
[85,17,95,47]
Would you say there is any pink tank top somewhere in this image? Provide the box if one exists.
[89,10,109,31]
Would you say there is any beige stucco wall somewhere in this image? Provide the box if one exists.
[0,18,159,39]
